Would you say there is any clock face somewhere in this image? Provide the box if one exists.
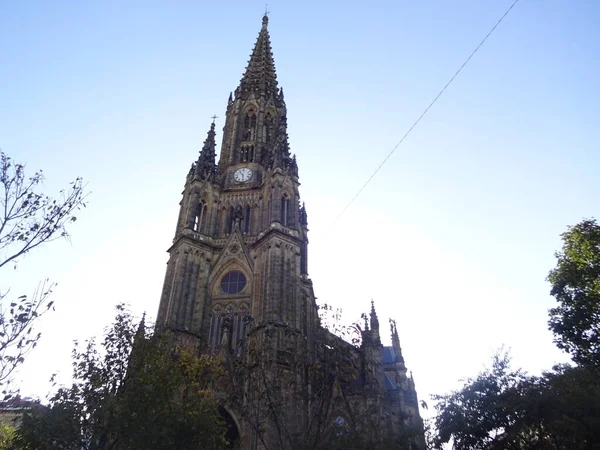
[234,167,252,183]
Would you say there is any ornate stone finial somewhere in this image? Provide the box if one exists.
[263,5,269,26]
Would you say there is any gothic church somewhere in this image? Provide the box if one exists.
[156,15,424,449]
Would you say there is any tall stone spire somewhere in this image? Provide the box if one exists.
[237,14,278,98]
[194,121,217,180]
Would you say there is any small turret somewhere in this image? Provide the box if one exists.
[135,312,147,340]
[370,300,381,344]
[290,154,299,177]
[390,318,404,363]
[407,371,420,408]
[194,121,217,181]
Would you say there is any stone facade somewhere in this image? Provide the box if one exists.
[156,15,424,449]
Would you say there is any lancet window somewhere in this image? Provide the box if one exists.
[244,205,251,233]
[281,195,290,226]
[243,108,257,141]
[208,305,223,349]
[193,201,206,232]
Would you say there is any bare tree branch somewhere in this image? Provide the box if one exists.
[0,151,88,388]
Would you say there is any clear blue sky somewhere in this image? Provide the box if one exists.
[2,1,599,414]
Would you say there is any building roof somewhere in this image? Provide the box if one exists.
[382,346,396,364]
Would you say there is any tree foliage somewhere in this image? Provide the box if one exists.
[432,351,531,450]
[548,218,600,368]
[0,151,86,387]
[432,353,600,450]
[0,422,15,449]
[15,305,227,449]
[432,219,600,448]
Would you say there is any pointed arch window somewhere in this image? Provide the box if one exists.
[209,305,223,350]
[193,201,206,232]
[244,205,251,233]
[281,195,289,226]
[243,108,257,141]
[234,303,250,357]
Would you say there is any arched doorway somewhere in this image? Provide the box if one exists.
[219,408,240,449]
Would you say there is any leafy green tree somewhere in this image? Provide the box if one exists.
[432,219,600,449]
[0,422,15,449]
[15,305,227,449]
[531,364,600,449]
[548,218,600,368]
[432,353,600,450]
[0,151,86,386]
[431,351,533,450]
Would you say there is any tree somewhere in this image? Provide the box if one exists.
[548,218,600,368]
[0,422,15,449]
[531,364,600,449]
[431,351,533,450]
[431,219,600,449]
[432,353,600,450]
[0,151,86,386]
[15,305,227,449]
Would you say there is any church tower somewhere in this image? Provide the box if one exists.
[155,15,425,449]
[156,14,316,357]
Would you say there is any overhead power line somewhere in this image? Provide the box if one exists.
[332,0,520,225]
